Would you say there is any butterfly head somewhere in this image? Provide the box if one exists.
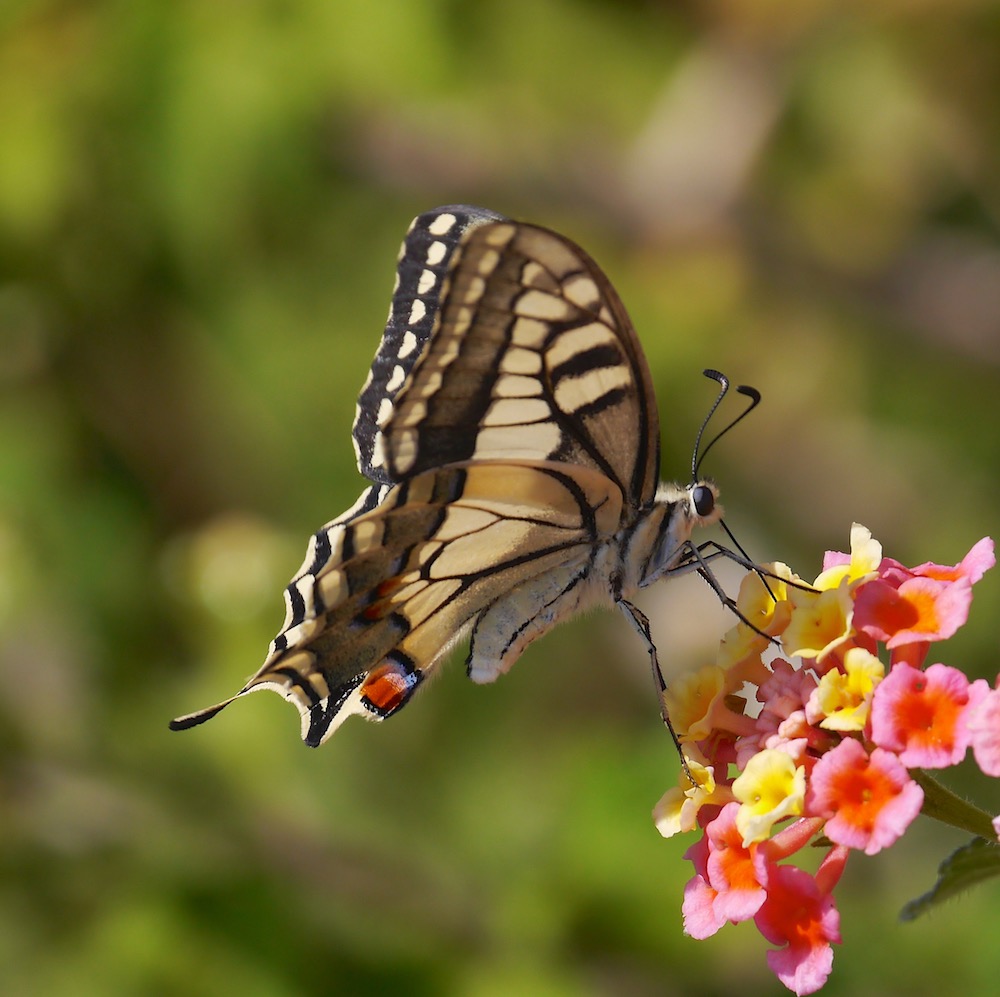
[665,478,724,541]
[630,478,723,589]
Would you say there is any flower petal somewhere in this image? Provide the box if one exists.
[807,739,923,854]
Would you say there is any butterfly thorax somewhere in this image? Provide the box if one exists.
[616,479,723,597]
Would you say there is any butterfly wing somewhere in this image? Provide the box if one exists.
[381,218,661,513]
[354,206,506,485]
[170,461,622,745]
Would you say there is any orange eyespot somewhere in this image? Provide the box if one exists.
[361,659,421,716]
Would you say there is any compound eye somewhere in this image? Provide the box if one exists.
[692,484,715,518]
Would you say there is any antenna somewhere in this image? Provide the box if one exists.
[690,369,730,480]
[692,371,761,479]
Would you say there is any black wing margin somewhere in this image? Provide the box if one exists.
[353,205,507,485]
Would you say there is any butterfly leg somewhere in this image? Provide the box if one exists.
[671,541,781,644]
[617,598,695,784]
[693,540,818,598]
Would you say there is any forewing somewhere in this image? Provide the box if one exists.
[170,461,623,746]
[353,205,507,484]
[383,220,661,510]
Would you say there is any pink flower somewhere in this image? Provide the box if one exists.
[806,739,923,854]
[754,660,818,737]
[682,803,777,939]
[681,833,728,940]
[967,681,1000,777]
[854,576,973,648]
[704,803,768,922]
[740,661,831,768]
[855,537,995,653]
[881,537,995,587]
[870,663,986,768]
[754,863,841,996]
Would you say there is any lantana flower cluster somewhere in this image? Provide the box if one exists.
[654,525,997,995]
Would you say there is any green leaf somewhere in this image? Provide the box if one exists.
[900,837,1000,921]
[911,769,997,839]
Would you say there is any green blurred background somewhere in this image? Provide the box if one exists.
[2,1,999,994]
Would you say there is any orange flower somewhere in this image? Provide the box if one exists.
[805,738,922,855]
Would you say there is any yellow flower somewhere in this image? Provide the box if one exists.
[653,750,735,838]
[813,523,882,591]
[810,647,885,731]
[781,581,854,663]
[717,563,795,670]
[663,664,728,741]
[732,748,806,845]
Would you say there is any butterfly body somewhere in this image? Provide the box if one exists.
[465,475,720,685]
[171,206,723,746]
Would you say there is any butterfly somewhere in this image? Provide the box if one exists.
[171,205,756,747]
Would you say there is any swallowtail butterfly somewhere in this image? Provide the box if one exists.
[171,205,753,747]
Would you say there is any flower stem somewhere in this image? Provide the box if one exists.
[912,769,997,840]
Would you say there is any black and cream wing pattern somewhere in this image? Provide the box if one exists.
[171,205,724,746]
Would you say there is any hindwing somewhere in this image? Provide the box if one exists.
[171,461,623,745]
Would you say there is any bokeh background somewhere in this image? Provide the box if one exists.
[2,2,999,995]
